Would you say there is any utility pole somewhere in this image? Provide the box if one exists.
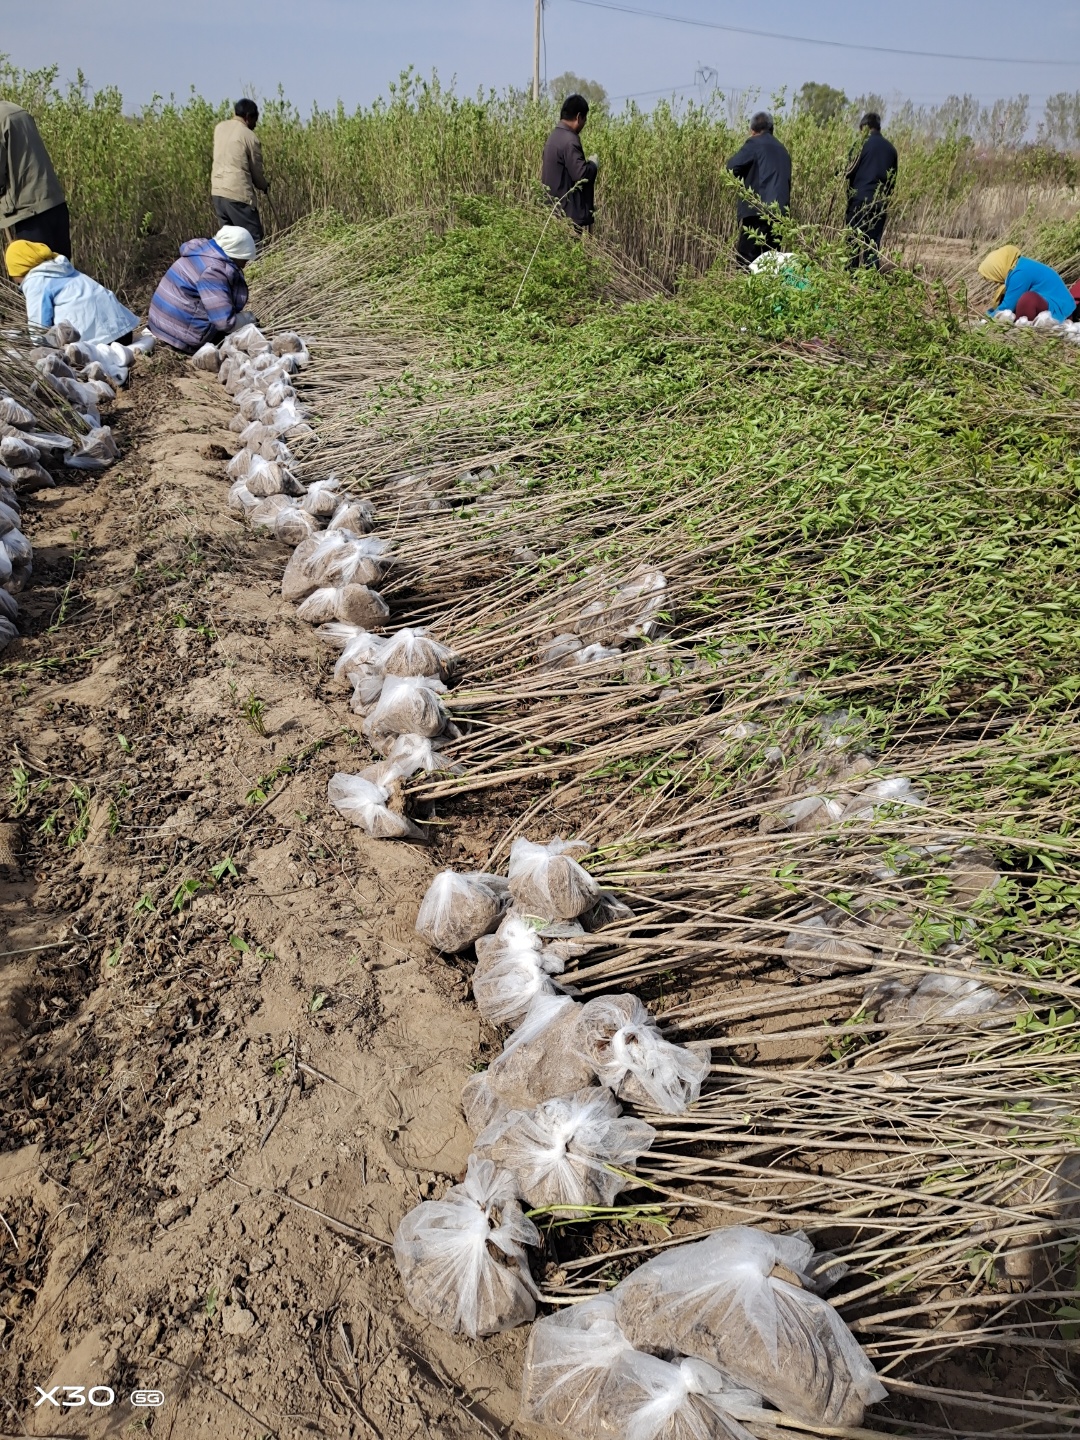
[533,0,542,102]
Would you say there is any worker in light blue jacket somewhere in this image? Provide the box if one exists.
[978,244,1079,323]
[5,240,139,343]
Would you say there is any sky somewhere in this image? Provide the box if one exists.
[4,0,1080,121]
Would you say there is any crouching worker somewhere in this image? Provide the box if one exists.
[978,245,1079,323]
[5,241,139,344]
[147,226,256,354]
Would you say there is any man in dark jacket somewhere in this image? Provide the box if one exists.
[726,112,792,268]
[846,113,898,268]
[541,94,598,232]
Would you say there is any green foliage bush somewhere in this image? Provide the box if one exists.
[6,56,1076,303]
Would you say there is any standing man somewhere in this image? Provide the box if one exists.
[211,99,268,246]
[726,112,792,268]
[846,113,898,269]
[0,101,70,258]
[542,95,598,233]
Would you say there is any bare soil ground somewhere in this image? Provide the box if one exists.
[0,357,554,1439]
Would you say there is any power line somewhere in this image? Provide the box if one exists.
[560,0,1080,67]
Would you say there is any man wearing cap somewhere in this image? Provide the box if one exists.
[726,112,792,268]
[0,101,71,259]
[846,113,898,268]
[147,226,256,354]
[211,99,268,245]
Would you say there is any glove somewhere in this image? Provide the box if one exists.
[586,154,598,166]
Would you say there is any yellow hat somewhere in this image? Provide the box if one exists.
[977,244,1021,306]
[4,240,55,279]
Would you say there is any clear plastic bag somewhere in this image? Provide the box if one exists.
[393,1156,538,1338]
[474,1087,655,1212]
[364,732,463,785]
[415,870,509,953]
[228,478,257,517]
[577,569,668,646]
[363,674,447,743]
[521,1294,758,1440]
[579,994,709,1114]
[328,498,376,534]
[0,398,35,427]
[379,626,456,680]
[461,995,593,1132]
[614,1227,887,1429]
[472,914,571,1026]
[508,836,599,921]
[271,331,308,358]
[229,322,270,356]
[248,493,295,533]
[840,776,925,823]
[326,773,423,841]
[332,629,387,684]
[864,969,1018,1024]
[273,505,317,545]
[282,532,390,601]
[301,476,344,518]
[190,342,221,372]
[0,435,40,468]
[296,585,390,629]
[782,908,876,978]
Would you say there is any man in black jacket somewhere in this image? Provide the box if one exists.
[846,113,898,268]
[726,111,792,268]
[542,94,598,232]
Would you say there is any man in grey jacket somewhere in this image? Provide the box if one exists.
[541,94,598,232]
[211,99,268,245]
[0,102,70,258]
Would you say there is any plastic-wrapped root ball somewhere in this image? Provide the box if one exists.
[332,629,388,685]
[273,506,317,545]
[840,775,925,823]
[393,1156,539,1338]
[190,342,221,371]
[296,585,390,629]
[472,915,570,1026]
[521,1294,760,1440]
[415,869,508,953]
[613,1226,887,1429]
[508,835,599,921]
[327,498,377,534]
[301,476,344,518]
[365,732,463,785]
[0,398,35,427]
[363,674,447,743]
[326,773,423,841]
[379,626,457,680]
[461,995,594,1133]
[228,478,258,517]
[474,1087,656,1212]
[579,993,710,1114]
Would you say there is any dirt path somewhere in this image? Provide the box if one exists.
[0,357,546,1438]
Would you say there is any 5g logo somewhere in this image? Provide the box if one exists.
[34,1386,116,1408]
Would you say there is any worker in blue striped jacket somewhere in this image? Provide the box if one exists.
[147,226,255,354]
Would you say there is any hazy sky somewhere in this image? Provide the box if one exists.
[4,0,1080,120]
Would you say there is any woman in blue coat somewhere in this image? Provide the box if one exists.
[978,245,1079,323]
[5,240,139,344]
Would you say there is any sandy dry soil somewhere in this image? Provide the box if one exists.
[0,354,555,1438]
